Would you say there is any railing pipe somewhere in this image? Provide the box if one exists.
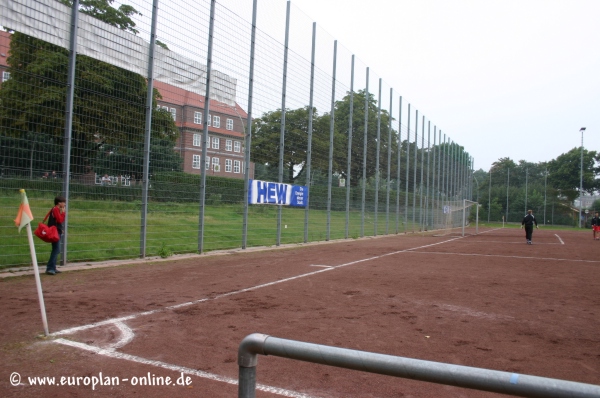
[238,333,600,398]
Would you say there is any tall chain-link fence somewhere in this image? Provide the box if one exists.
[0,0,474,268]
[474,162,596,227]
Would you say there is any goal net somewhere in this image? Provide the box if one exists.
[433,199,479,237]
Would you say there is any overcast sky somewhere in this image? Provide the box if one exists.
[287,0,600,171]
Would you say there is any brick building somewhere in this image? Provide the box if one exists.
[155,81,252,179]
[0,30,253,180]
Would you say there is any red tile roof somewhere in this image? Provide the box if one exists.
[154,80,248,119]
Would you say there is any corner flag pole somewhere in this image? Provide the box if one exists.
[26,222,49,336]
[15,189,49,336]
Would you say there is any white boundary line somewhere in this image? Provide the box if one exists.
[407,251,600,263]
[44,233,498,397]
[462,240,560,245]
[309,264,332,268]
[52,236,462,337]
[54,339,314,398]
[555,234,565,245]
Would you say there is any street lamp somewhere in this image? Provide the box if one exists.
[579,127,586,228]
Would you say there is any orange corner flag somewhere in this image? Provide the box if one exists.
[15,189,34,233]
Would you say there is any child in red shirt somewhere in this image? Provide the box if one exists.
[45,196,66,275]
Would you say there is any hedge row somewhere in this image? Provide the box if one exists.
[1,172,411,209]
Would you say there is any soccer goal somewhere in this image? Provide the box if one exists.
[433,199,479,237]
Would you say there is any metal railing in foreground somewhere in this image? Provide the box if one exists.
[237,333,600,398]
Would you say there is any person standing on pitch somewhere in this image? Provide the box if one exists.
[521,209,538,245]
[46,196,67,275]
[591,212,600,240]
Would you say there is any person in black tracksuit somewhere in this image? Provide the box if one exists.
[521,210,538,245]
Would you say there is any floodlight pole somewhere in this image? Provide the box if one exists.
[579,127,586,228]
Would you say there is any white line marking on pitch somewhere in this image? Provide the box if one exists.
[109,321,135,350]
[310,264,332,268]
[555,234,565,245]
[407,251,600,263]
[52,237,460,337]
[465,240,559,245]
[48,235,463,395]
[54,339,314,398]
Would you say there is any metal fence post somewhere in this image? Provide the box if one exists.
[373,78,381,236]
[544,168,547,225]
[386,88,392,235]
[61,0,79,265]
[345,54,354,239]
[524,167,528,214]
[488,168,492,222]
[304,22,316,243]
[277,0,291,246]
[437,129,442,226]
[242,0,258,249]
[140,0,160,257]
[431,125,436,229]
[419,115,424,231]
[412,110,418,232]
[326,40,337,241]
[395,96,402,234]
[426,121,431,230]
[404,104,411,234]
[360,67,369,237]
[506,167,510,223]
[198,0,217,254]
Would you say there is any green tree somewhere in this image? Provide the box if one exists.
[547,147,599,201]
[0,0,179,175]
[251,106,330,184]
[331,90,398,186]
[93,137,182,178]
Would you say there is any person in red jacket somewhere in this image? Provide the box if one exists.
[45,196,66,275]
[592,211,600,240]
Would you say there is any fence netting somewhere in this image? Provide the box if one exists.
[0,0,475,268]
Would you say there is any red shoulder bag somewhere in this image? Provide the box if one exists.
[34,210,60,243]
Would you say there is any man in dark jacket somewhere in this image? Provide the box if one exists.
[521,209,538,245]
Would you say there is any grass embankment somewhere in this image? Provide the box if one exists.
[1,195,414,269]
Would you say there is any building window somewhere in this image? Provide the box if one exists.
[234,160,241,174]
[226,118,233,130]
[212,137,219,149]
[213,116,220,128]
[205,156,210,170]
[192,155,201,169]
[212,157,219,171]
[162,105,169,111]
[225,159,232,172]
[170,108,176,120]
[225,139,232,151]
[194,111,202,124]
[2,71,10,82]
[193,133,201,147]
[234,141,241,153]
[207,114,212,126]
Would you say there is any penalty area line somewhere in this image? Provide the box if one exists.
[555,234,565,245]
[53,339,314,398]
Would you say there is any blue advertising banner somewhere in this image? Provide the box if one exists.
[248,179,308,208]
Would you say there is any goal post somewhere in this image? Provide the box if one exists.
[434,199,479,237]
